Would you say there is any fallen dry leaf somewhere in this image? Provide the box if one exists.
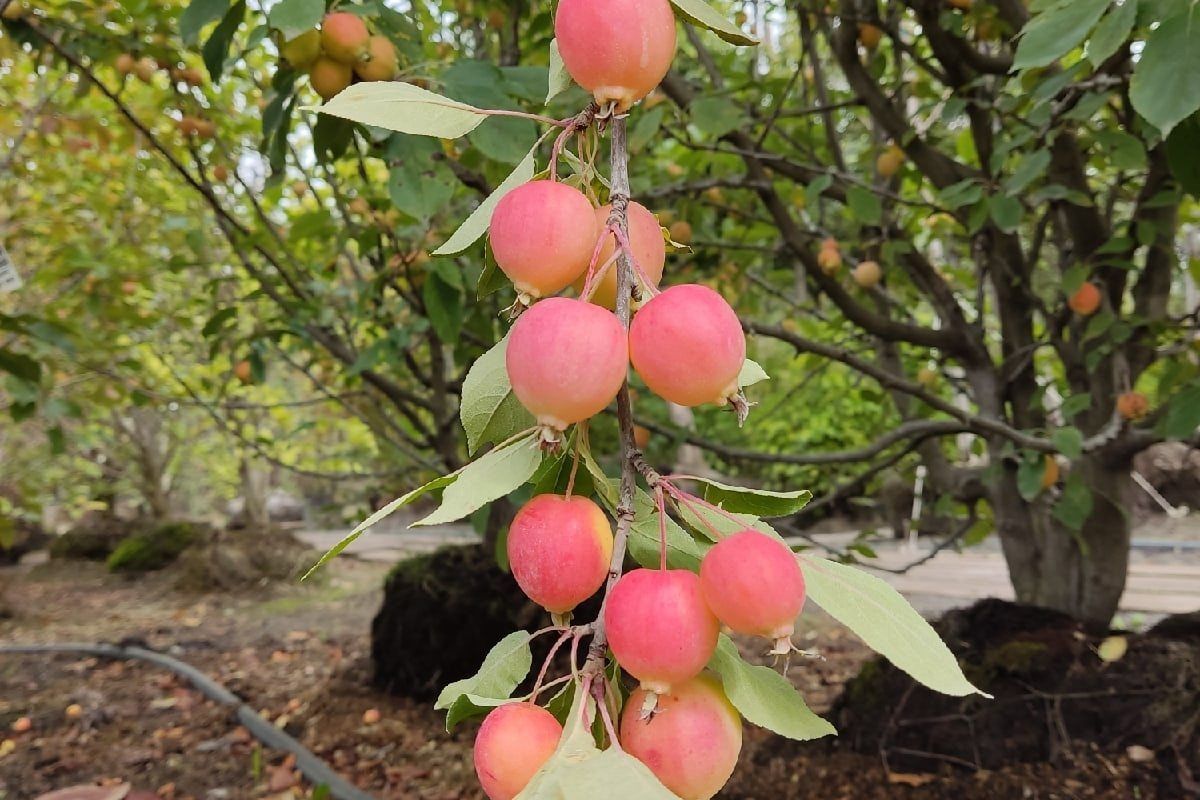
[887,771,936,787]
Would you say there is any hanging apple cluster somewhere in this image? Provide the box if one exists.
[467,1,808,798]
[280,11,399,100]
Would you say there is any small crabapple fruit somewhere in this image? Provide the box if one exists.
[1117,391,1149,421]
[280,29,322,70]
[633,424,652,450]
[507,494,613,616]
[362,708,382,725]
[321,12,370,63]
[473,703,562,800]
[669,220,693,246]
[1069,282,1102,316]
[876,144,905,178]
[355,36,398,82]
[574,202,666,309]
[629,284,746,409]
[817,239,842,275]
[506,297,628,433]
[554,0,677,112]
[1041,455,1059,490]
[852,260,882,288]
[212,164,229,182]
[620,676,742,800]
[604,568,720,694]
[699,530,805,651]
[489,181,600,299]
[115,53,136,76]
[134,57,157,82]
[310,57,353,100]
[858,23,883,50]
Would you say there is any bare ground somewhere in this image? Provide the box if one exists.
[0,557,1167,799]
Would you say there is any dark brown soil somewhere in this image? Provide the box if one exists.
[0,557,1180,799]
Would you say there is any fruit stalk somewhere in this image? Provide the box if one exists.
[584,114,640,678]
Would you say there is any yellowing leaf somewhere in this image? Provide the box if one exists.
[313,82,493,139]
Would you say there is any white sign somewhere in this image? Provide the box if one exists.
[0,243,21,293]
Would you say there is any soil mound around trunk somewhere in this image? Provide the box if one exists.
[370,544,599,701]
[806,599,1200,794]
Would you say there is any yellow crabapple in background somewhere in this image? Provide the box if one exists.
[280,29,322,70]
[852,260,882,288]
[355,36,398,81]
[310,57,353,101]
[473,703,562,800]
[554,0,677,112]
[876,144,905,178]
[669,220,693,246]
[320,12,370,63]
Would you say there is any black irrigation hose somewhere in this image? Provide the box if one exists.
[0,643,376,800]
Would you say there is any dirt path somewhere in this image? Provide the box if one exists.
[0,556,1167,799]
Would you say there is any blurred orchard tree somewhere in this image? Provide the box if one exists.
[1,0,1198,628]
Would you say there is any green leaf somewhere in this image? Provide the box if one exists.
[799,555,988,697]
[460,334,536,455]
[313,81,494,138]
[0,347,41,383]
[846,185,882,226]
[1130,5,1200,136]
[669,0,759,46]
[1003,150,1051,195]
[517,689,677,800]
[1086,0,1137,68]
[301,474,457,579]
[413,436,542,526]
[938,179,983,209]
[675,502,782,543]
[423,270,464,343]
[1051,427,1083,460]
[546,39,573,103]
[433,135,543,256]
[445,695,519,731]
[1012,0,1110,71]
[267,0,323,39]
[435,631,533,711]
[1017,453,1048,500]
[1166,114,1200,197]
[707,636,835,741]
[180,0,229,45]
[627,490,706,571]
[688,477,812,518]
[738,358,769,389]
[988,194,1023,233]
[690,97,745,139]
[1157,382,1200,439]
[805,174,833,208]
[201,0,245,81]
[1052,471,1094,531]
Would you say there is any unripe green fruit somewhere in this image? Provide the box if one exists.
[320,12,370,64]
[280,29,322,70]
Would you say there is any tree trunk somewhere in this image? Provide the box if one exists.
[991,451,1132,630]
[240,457,271,530]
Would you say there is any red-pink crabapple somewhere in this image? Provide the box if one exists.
[604,568,720,695]
[473,703,562,800]
[320,12,370,63]
[574,201,666,310]
[506,297,628,435]
[620,676,742,800]
[489,181,600,299]
[507,494,614,617]
[629,284,746,408]
[554,0,677,112]
[699,530,805,653]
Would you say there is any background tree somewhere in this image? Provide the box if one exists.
[2,0,1198,633]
